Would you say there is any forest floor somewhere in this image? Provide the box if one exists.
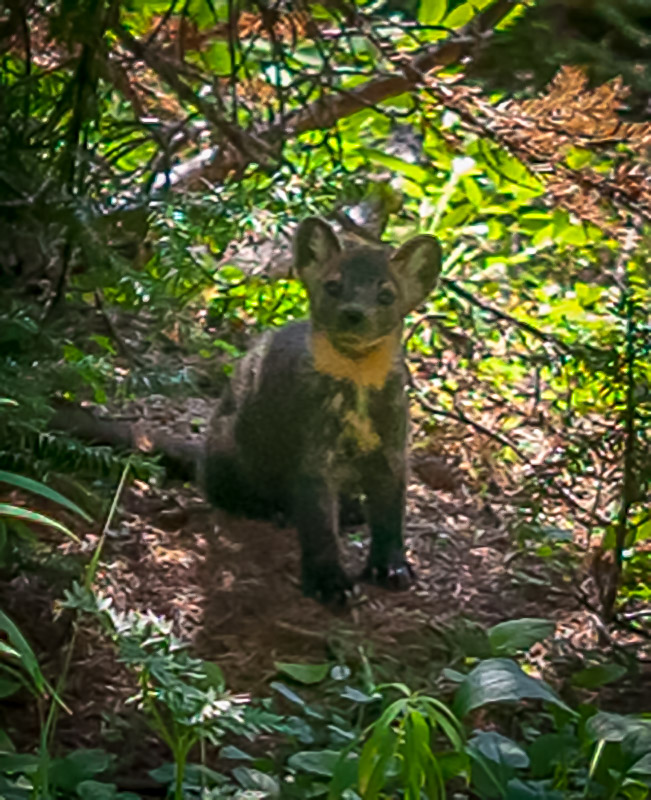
[5,388,647,781]
[2,300,649,782]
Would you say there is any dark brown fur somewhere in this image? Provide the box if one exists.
[203,218,441,603]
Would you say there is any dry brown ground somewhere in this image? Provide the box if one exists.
[1,403,648,783]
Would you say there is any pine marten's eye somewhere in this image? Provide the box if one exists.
[325,280,343,298]
[378,285,396,305]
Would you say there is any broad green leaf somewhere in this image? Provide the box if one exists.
[275,661,330,685]
[452,658,571,717]
[505,778,564,799]
[0,678,21,698]
[49,750,114,792]
[586,712,651,743]
[571,663,627,689]
[0,752,40,772]
[469,731,529,768]
[528,733,579,779]
[288,750,353,777]
[630,753,651,777]
[418,0,446,25]
[488,618,555,656]
[623,726,651,760]
[0,504,79,542]
[77,781,121,800]
[0,471,91,522]
[636,518,651,541]
[232,767,280,796]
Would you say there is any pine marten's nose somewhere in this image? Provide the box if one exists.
[339,305,365,328]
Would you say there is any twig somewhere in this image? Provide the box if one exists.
[408,373,531,461]
[93,289,143,366]
[441,277,570,353]
[409,373,611,527]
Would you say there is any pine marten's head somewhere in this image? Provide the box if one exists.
[294,218,441,362]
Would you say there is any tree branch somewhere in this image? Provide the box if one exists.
[119,0,520,190]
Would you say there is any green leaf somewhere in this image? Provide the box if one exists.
[49,750,114,792]
[220,745,254,760]
[359,727,398,800]
[0,471,92,522]
[636,518,651,541]
[0,610,45,694]
[270,681,306,707]
[418,0,446,25]
[200,660,225,690]
[288,750,350,777]
[443,2,474,28]
[275,661,330,685]
[0,752,40,773]
[468,731,529,768]
[360,148,431,184]
[571,663,627,689]
[202,40,231,73]
[462,176,482,207]
[488,618,555,656]
[77,781,120,800]
[452,659,571,717]
[232,767,280,797]
[528,733,579,779]
[630,753,651,777]
[217,265,245,282]
[0,678,21,698]
[586,712,651,743]
[0,504,79,542]
[327,749,360,798]
[505,778,564,799]
[340,687,376,704]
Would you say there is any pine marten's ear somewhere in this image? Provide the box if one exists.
[389,235,441,314]
[294,217,341,289]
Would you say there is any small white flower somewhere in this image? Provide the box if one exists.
[452,156,475,177]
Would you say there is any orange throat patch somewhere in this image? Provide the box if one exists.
[310,330,399,389]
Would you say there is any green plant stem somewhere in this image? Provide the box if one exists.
[171,728,194,800]
[142,683,175,752]
[86,457,131,590]
[585,739,606,798]
[40,460,131,766]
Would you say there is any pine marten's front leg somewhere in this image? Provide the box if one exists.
[362,455,413,589]
[292,474,351,604]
